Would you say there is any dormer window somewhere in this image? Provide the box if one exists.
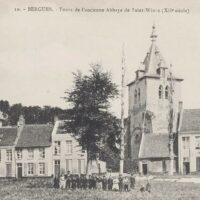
[165,86,169,99]
[159,85,163,99]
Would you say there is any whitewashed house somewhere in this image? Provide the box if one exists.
[52,120,87,176]
[0,127,18,177]
[15,117,53,178]
[178,109,200,174]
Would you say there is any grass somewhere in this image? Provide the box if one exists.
[0,178,200,200]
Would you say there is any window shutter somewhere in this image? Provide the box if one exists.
[24,163,27,176]
[34,163,37,176]
[45,162,48,176]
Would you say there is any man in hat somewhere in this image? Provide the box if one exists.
[102,175,108,191]
[130,173,135,189]
[66,171,71,190]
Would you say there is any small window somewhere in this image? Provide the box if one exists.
[165,86,169,99]
[39,163,45,175]
[138,89,141,103]
[66,159,72,172]
[54,141,61,155]
[134,89,137,104]
[196,136,200,149]
[28,148,34,159]
[39,148,45,159]
[66,141,72,154]
[182,137,190,149]
[17,149,22,160]
[6,150,12,161]
[159,85,163,99]
[28,163,34,175]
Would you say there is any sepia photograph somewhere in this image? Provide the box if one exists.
[0,0,200,199]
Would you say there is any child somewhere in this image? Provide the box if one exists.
[146,180,151,193]
[123,176,129,192]
[59,174,66,189]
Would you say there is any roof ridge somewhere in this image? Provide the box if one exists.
[183,108,200,111]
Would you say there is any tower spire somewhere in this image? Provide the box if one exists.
[150,23,157,42]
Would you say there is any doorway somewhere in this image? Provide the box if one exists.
[54,160,60,176]
[162,160,167,172]
[17,163,22,178]
[196,157,200,171]
[142,163,148,175]
[183,162,190,174]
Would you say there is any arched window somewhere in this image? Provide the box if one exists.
[159,85,163,99]
[138,88,140,103]
[134,89,137,104]
[165,86,169,99]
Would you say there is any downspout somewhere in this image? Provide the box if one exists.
[177,101,183,174]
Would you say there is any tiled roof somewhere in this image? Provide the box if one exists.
[139,134,171,159]
[0,127,18,146]
[16,124,53,148]
[180,109,200,133]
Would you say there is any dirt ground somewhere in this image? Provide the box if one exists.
[0,178,200,200]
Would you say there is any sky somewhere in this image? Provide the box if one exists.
[0,0,200,117]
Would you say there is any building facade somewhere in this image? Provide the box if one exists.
[52,120,87,176]
[178,109,200,174]
[125,25,183,174]
[15,123,53,178]
[0,117,88,178]
[0,127,18,177]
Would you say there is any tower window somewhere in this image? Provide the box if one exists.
[138,88,140,103]
[159,85,163,99]
[165,86,169,99]
[134,89,137,104]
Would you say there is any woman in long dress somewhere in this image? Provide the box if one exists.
[59,174,66,189]
[112,176,119,191]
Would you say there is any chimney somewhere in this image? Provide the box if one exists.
[17,115,25,128]
[178,101,183,113]
[136,70,145,80]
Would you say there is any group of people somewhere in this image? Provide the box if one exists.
[53,171,136,192]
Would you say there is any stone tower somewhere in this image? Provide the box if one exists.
[125,25,183,174]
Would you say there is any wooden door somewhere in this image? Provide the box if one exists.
[17,163,22,178]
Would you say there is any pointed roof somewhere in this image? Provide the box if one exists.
[143,25,167,74]
[180,109,200,133]
[139,134,176,159]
